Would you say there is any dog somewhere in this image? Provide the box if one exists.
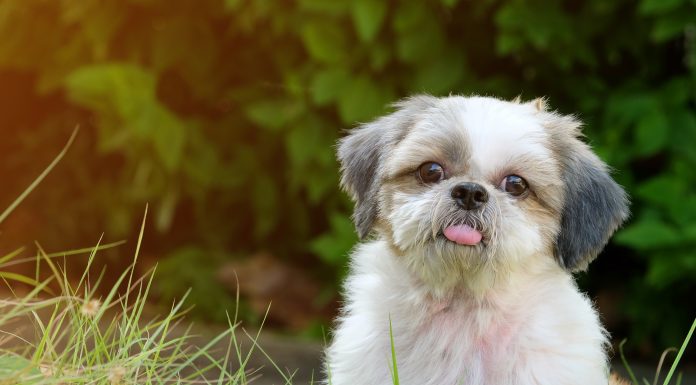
[325,95,629,385]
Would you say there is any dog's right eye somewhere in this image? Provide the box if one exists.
[417,162,445,184]
[500,175,529,197]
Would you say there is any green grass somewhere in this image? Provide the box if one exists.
[0,214,284,384]
[388,315,399,385]
[0,132,298,384]
[619,317,695,385]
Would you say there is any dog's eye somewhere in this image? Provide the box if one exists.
[501,175,528,196]
[418,162,445,184]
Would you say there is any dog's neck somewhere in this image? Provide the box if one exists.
[389,240,564,302]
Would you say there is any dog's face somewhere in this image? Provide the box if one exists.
[338,96,628,289]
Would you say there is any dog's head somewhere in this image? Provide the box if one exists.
[338,95,628,288]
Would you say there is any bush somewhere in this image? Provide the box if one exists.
[0,0,693,353]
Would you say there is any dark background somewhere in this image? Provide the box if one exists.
[0,0,694,361]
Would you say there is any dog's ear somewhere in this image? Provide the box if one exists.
[337,121,388,239]
[337,95,436,239]
[546,114,630,271]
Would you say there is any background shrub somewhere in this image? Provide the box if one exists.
[0,0,693,356]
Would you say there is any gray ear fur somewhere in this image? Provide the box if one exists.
[337,122,388,239]
[337,95,436,239]
[550,116,630,271]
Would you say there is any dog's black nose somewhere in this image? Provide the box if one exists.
[451,183,488,210]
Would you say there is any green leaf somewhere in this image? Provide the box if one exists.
[495,3,527,55]
[392,3,446,61]
[369,43,392,70]
[684,224,696,242]
[605,93,655,128]
[636,176,683,207]
[223,0,242,10]
[646,252,696,287]
[639,0,685,15]
[252,175,278,239]
[651,12,692,42]
[615,218,681,249]
[392,2,427,32]
[150,109,187,171]
[157,246,237,322]
[395,24,444,63]
[310,68,351,106]
[245,99,303,131]
[286,120,324,168]
[65,63,187,170]
[61,2,125,58]
[310,213,357,264]
[496,33,524,55]
[298,0,351,15]
[337,76,393,123]
[670,110,696,159]
[306,173,337,203]
[65,63,156,117]
[285,117,337,202]
[659,77,692,104]
[635,108,669,155]
[495,2,575,60]
[301,20,349,63]
[351,0,387,42]
[182,130,220,188]
[410,52,465,94]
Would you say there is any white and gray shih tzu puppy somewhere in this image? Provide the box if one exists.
[325,95,629,385]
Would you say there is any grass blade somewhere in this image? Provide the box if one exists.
[662,317,696,385]
[653,348,677,385]
[0,271,40,287]
[0,128,77,225]
[620,339,640,385]
[389,315,399,385]
[0,247,26,266]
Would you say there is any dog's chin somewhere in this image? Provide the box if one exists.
[391,219,493,256]
[432,233,490,258]
[398,232,490,279]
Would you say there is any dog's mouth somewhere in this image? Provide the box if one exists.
[438,223,487,246]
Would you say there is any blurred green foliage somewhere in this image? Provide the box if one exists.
[0,0,694,352]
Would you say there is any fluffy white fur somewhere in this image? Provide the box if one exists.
[326,241,608,385]
[326,95,627,385]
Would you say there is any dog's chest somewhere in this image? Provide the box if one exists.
[394,299,525,384]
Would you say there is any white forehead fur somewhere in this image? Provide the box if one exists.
[450,96,551,175]
[386,96,552,180]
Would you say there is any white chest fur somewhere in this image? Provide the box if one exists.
[325,241,609,385]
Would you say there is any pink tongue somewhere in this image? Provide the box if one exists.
[443,224,482,245]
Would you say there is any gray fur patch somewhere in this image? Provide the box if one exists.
[547,116,630,271]
[337,123,386,238]
[337,95,438,238]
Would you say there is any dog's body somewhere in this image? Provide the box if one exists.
[327,240,607,384]
[325,96,628,385]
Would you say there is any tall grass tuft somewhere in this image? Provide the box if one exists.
[0,131,285,384]
[0,211,277,384]
[619,317,695,385]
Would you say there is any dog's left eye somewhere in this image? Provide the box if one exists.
[501,175,529,196]
[417,162,445,184]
